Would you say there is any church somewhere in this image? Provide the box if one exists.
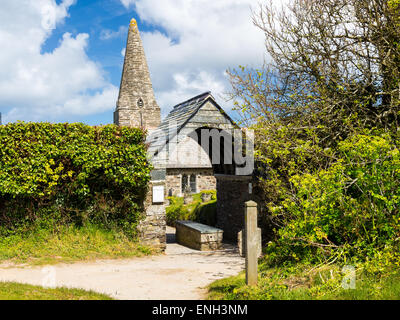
[114,19,237,197]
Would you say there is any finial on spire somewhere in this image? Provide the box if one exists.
[130,18,137,28]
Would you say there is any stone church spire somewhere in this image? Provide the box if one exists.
[114,18,161,130]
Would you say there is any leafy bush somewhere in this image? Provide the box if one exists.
[0,122,151,237]
[166,197,189,226]
[166,190,217,227]
[263,129,400,265]
[192,201,217,226]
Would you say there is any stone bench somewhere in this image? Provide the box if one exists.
[175,220,223,251]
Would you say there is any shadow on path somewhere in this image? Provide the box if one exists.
[166,228,176,244]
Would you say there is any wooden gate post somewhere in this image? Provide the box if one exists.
[245,200,258,286]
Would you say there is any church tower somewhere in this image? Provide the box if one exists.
[114,19,161,130]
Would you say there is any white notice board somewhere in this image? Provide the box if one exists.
[152,185,165,203]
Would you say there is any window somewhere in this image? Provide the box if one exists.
[181,174,188,194]
[190,174,197,193]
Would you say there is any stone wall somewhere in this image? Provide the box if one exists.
[166,168,216,197]
[114,108,161,131]
[215,175,253,242]
[137,180,166,251]
[215,174,272,244]
[197,170,216,192]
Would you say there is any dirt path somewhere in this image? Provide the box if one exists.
[0,227,244,300]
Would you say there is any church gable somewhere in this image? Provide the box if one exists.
[181,100,236,135]
[148,93,236,153]
[148,92,237,169]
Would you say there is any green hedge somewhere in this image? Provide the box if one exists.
[166,191,217,227]
[0,122,151,236]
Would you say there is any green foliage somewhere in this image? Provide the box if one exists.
[166,190,217,227]
[220,0,400,300]
[0,122,151,236]
[208,257,400,300]
[230,2,400,267]
[389,0,400,10]
[166,196,189,226]
[263,129,400,264]
[192,200,217,226]
[229,0,400,273]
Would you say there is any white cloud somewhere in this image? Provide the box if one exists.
[100,26,128,40]
[157,71,226,116]
[120,0,135,9]
[0,0,118,123]
[120,0,268,115]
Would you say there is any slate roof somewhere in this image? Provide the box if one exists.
[146,91,236,156]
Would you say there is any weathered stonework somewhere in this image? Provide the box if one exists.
[114,19,161,130]
[238,228,262,258]
[215,174,253,242]
[176,220,223,251]
[166,168,216,197]
[215,174,272,245]
[201,192,213,203]
[138,180,167,251]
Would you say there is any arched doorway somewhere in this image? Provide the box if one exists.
[188,126,237,175]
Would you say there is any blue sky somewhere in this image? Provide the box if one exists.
[42,0,153,85]
[0,0,267,125]
[40,0,152,125]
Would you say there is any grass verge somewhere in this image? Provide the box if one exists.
[0,224,154,266]
[0,282,113,300]
[207,263,400,300]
